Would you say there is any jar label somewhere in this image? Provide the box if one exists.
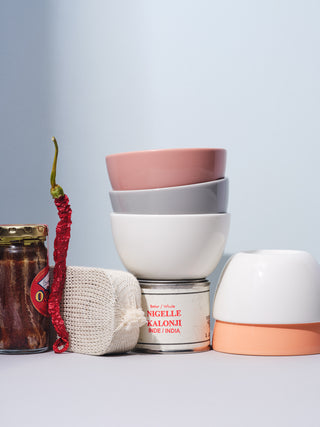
[138,288,210,348]
[30,266,50,317]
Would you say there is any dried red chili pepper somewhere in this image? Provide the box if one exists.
[48,137,72,354]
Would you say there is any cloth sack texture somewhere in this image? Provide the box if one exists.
[50,266,146,355]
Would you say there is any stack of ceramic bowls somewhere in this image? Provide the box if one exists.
[106,148,231,353]
[212,250,320,356]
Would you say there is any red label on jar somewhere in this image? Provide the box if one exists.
[30,266,50,317]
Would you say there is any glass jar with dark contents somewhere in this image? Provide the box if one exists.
[0,225,50,353]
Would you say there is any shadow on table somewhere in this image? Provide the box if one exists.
[208,253,232,338]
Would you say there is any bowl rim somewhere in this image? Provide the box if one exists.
[110,212,230,219]
[230,249,313,258]
[105,147,226,160]
[212,320,320,355]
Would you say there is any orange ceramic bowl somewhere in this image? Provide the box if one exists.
[105,148,227,191]
[212,321,320,356]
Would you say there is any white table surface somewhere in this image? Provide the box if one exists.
[1,349,319,427]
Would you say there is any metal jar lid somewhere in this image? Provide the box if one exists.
[0,224,48,244]
[139,278,210,292]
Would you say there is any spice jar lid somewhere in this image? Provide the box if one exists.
[0,224,48,243]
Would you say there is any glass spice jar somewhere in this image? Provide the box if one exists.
[0,225,50,353]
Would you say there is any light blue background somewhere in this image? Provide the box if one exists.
[1,3,320,427]
[1,0,319,274]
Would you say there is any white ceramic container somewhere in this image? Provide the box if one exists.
[213,250,320,324]
[110,213,231,280]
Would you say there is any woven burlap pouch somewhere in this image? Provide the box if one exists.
[51,266,146,355]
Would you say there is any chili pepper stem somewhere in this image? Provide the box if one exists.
[50,137,64,199]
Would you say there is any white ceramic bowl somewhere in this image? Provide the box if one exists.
[110,213,230,280]
[213,250,320,324]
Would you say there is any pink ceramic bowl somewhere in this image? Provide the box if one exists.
[105,148,227,191]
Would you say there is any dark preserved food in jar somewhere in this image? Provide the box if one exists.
[0,225,49,353]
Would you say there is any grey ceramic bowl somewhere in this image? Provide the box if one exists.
[109,178,229,214]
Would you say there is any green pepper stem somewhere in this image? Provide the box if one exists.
[50,136,64,199]
[50,137,59,188]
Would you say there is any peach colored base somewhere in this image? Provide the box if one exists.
[212,320,320,356]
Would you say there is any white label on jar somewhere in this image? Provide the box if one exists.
[137,288,210,347]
